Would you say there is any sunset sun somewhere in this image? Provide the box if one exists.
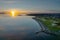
[11,11,15,17]
[10,9,17,17]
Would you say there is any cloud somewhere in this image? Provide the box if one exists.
[4,1,16,4]
[48,10,60,13]
[28,10,60,13]
[0,0,17,4]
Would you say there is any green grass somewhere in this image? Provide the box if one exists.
[38,17,60,32]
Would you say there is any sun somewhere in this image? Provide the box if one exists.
[10,9,20,17]
[11,11,15,17]
[10,10,17,17]
[9,9,27,17]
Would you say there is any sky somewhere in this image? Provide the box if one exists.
[0,0,60,13]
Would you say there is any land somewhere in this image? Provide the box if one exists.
[34,15,60,40]
[36,16,60,32]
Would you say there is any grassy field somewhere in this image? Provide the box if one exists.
[37,16,60,32]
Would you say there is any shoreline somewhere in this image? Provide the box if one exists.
[32,17,60,36]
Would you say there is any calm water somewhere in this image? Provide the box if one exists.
[0,16,58,40]
[0,16,40,40]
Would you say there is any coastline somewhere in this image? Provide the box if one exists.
[32,17,60,36]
